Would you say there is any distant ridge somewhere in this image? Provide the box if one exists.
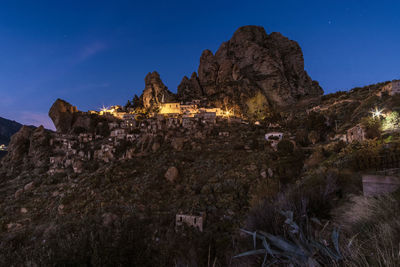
[0,117,23,145]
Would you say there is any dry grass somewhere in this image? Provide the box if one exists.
[335,194,400,266]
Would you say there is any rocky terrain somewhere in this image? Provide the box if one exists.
[0,25,400,266]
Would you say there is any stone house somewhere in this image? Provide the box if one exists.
[110,129,126,140]
[94,144,115,162]
[109,122,119,130]
[78,133,93,143]
[176,213,205,232]
[126,134,135,141]
[48,167,65,175]
[195,112,217,124]
[331,133,347,142]
[182,117,197,129]
[72,160,84,174]
[219,131,230,137]
[378,80,400,97]
[49,156,64,165]
[199,107,223,116]
[180,104,198,116]
[167,117,181,128]
[159,102,181,114]
[121,119,137,129]
[346,124,366,143]
[189,99,201,105]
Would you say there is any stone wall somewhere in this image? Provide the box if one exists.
[362,174,400,197]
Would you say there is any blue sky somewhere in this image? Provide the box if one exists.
[0,0,399,129]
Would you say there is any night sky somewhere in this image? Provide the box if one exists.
[0,0,399,129]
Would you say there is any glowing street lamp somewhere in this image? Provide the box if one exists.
[100,105,109,113]
[371,107,383,118]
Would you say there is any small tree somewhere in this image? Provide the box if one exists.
[360,116,381,139]
[382,111,400,131]
[277,140,294,155]
[308,130,320,145]
[246,92,270,121]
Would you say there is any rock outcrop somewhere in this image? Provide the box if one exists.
[177,25,323,113]
[141,72,175,109]
[0,125,51,175]
[177,72,203,103]
[28,126,51,168]
[48,98,110,134]
[48,99,78,133]
[1,125,32,164]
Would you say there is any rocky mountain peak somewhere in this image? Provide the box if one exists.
[175,25,323,116]
[230,25,268,46]
[141,71,175,109]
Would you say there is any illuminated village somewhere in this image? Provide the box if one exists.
[45,80,400,177]
[46,97,245,175]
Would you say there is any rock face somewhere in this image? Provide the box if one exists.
[28,126,51,168]
[177,72,203,103]
[48,98,109,134]
[2,126,32,164]
[48,99,78,133]
[141,72,175,109]
[0,125,51,175]
[177,25,323,113]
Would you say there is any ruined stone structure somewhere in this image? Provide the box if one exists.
[379,80,400,97]
[176,213,205,232]
[346,124,366,143]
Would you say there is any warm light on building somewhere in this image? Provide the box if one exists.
[223,108,233,117]
[159,103,181,114]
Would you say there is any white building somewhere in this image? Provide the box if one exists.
[265,132,284,149]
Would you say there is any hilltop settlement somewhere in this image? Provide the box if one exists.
[1,26,400,266]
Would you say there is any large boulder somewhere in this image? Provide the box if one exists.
[48,99,78,133]
[177,25,323,114]
[164,166,179,183]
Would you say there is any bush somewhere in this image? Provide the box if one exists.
[360,116,381,139]
[245,169,340,235]
[277,140,294,155]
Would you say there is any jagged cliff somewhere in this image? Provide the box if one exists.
[141,26,323,115]
[140,72,176,109]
